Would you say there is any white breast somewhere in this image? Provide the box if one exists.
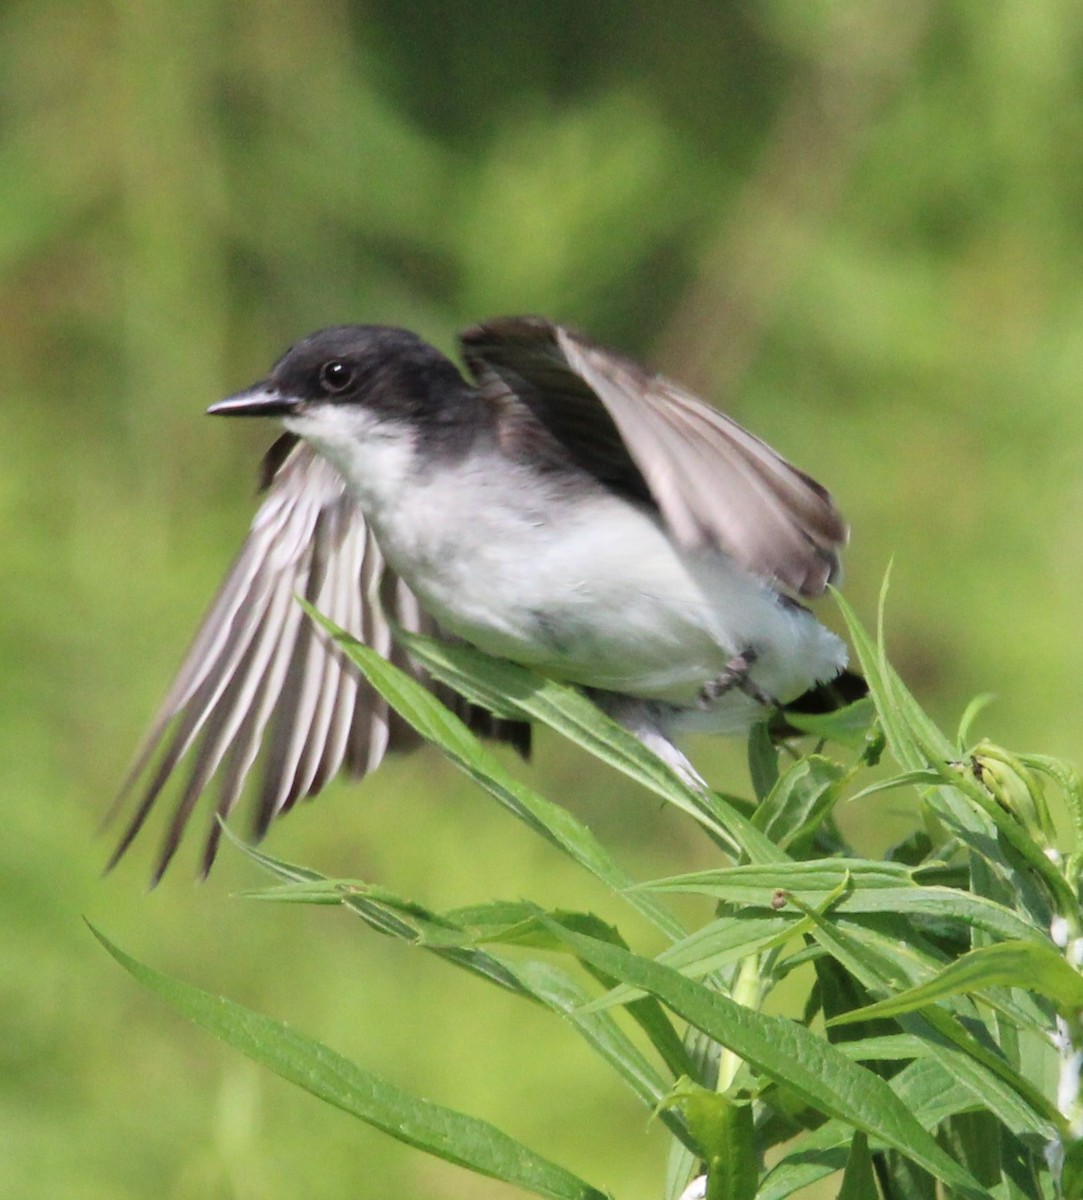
[364,455,846,708]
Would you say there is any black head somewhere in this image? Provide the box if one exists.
[209,325,474,426]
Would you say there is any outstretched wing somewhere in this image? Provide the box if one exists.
[460,317,846,597]
[111,435,527,882]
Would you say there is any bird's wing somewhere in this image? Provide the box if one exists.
[111,435,527,882]
[460,316,846,597]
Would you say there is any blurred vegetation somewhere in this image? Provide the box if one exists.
[5,2,1083,1197]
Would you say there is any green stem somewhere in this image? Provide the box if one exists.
[716,955,762,1095]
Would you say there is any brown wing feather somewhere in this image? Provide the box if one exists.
[460,316,846,597]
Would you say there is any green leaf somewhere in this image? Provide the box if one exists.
[512,959,697,1144]
[836,1132,876,1200]
[747,722,779,802]
[890,1057,984,1128]
[957,694,997,747]
[90,925,609,1200]
[752,756,849,849]
[832,581,953,770]
[833,1033,929,1062]
[234,843,697,1140]
[1018,752,1083,848]
[662,1082,756,1200]
[941,1111,1004,1189]
[833,586,991,840]
[789,902,1058,1137]
[585,913,800,1010]
[844,769,946,804]
[393,627,785,864]
[775,699,876,751]
[830,939,1083,1024]
[638,860,1041,944]
[757,1120,851,1200]
[300,606,685,939]
[254,849,705,1140]
[542,919,992,1199]
[836,586,1078,915]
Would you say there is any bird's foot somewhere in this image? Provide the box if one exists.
[699,649,778,710]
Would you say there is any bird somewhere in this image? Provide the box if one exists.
[111,315,859,881]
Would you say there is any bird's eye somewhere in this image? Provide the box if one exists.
[319,360,355,394]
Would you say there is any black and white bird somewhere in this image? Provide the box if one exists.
[113,316,857,879]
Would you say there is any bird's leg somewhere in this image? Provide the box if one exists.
[699,648,778,710]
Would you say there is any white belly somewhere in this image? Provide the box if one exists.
[368,465,846,709]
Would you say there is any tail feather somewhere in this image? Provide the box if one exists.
[770,669,868,739]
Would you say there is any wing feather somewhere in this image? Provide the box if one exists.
[460,317,846,597]
[112,439,526,880]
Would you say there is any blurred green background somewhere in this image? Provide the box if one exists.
[5,2,1083,1197]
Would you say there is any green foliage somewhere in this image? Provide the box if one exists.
[90,923,608,1200]
[100,598,1083,1198]
[10,4,1083,1197]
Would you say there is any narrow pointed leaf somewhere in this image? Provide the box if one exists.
[90,925,608,1200]
[752,756,848,849]
[302,606,685,939]
[541,919,991,1199]
[233,843,696,1142]
[837,1132,877,1200]
[639,860,1040,944]
[791,902,1059,1135]
[774,699,876,750]
[585,913,800,1010]
[830,939,1083,1024]
[393,627,785,864]
[747,722,779,802]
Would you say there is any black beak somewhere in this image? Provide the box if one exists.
[207,384,299,418]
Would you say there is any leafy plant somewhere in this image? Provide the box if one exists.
[96,587,1083,1199]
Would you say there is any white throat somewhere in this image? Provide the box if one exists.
[285,405,420,521]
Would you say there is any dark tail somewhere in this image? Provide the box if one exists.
[770,669,868,739]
